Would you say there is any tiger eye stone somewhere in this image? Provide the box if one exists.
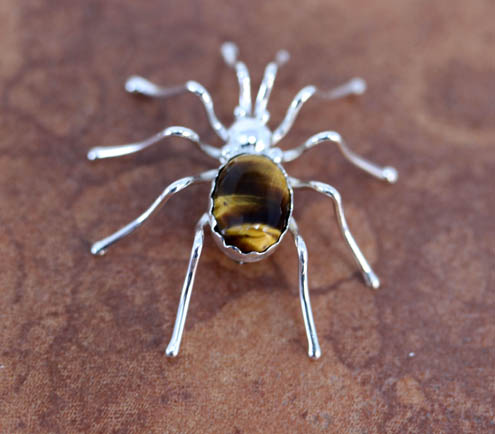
[212,154,291,253]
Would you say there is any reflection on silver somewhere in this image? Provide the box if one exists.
[166,213,209,357]
[125,75,185,98]
[289,218,321,360]
[221,42,252,118]
[87,126,221,161]
[272,77,368,145]
[90,170,216,256]
[272,85,316,144]
[283,131,398,183]
[254,49,289,122]
[289,177,380,289]
[125,75,228,141]
[88,41,398,359]
[317,77,366,100]
[220,41,239,67]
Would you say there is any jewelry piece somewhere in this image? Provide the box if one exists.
[87,42,398,359]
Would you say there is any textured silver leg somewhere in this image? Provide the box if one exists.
[220,42,252,117]
[125,76,228,141]
[283,131,398,183]
[289,218,321,360]
[254,49,290,122]
[87,126,221,161]
[290,178,380,289]
[165,213,209,357]
[90,170,217,256]
[271,78,367,144]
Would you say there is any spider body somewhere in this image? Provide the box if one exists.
[211,153,292,259]
[87,42,398,359]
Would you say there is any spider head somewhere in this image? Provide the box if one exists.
[221,117,273,161]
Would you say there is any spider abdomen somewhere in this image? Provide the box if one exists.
[211,154,291,254]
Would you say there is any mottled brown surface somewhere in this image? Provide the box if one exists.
[1,0,494,433]
[212,154,291,253]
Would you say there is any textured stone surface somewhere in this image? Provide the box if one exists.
[212,154,291,253]
[1,0,494,432]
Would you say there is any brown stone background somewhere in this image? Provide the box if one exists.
[1,0,494,432]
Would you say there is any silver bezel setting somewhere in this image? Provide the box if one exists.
[207,152,294,263]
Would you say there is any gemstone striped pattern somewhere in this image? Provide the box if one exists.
[212,154,291,253]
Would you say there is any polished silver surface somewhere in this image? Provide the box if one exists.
[221,42,252,118]
[271,77,368,145]
[125,75,184,98]
[289,218,321,360]
[88,41,398,358]
[317,77,366,100]
[221,117,273,161]
[254,49,289,122]
[166,213,209,357]
[90,170,216,256]
[289,177,380,289]
[87,126,221,161]
[283,131,398,183]
[125,75,228,141]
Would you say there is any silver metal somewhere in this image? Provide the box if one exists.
[220,41,239,67]
[289,177,380,289]
[88,42,398,359]
[254,62,277,122]
[87,126,221,161]
[272,77,368,145]
[166,213,209,357]
[125,76,228,141]
[289,218,321,359]
[317,77,366,100]
[221,42,252,118]
[90,170,217,256]
[283,131,398,183]
[221,117,273,162]
[254,48,290,122]
[125,75,185,98]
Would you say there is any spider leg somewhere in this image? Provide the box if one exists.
[283,131,398,183]
[90,170,217,256]
[87,126,221,161]
[220,42,252,118]
[125,76,228,141]
[165,213,209,357]
[289,177,380,289]
[271,77,366,145]
[254,48,290,122]
[288,218,321,360]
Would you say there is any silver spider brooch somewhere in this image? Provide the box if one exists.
[87,42,398,359]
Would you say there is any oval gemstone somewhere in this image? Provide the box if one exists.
[212,154,291,253]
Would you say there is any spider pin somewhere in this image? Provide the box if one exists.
[87,42,398,359]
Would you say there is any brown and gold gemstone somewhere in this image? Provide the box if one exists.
[212,154,291,253]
